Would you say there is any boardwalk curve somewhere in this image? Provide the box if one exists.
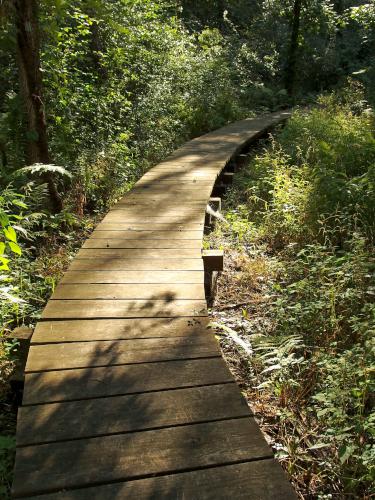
[12,112,296,498]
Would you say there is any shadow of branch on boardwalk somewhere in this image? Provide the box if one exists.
[13,302,237,497]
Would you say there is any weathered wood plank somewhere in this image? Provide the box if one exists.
[12,418,273,497]
[99,210,206,219]
[102,211,205,221]
[108,204,205,211]
[60,270,204,284]
[17,384,250,445]
[52,283,204,300]
[68,258,204,271]
[136,173,215,181]
[76,248,201,259]
[131,184,212,192]
[115,194,208,203]
[25,336,219,372]
[32,318,211,343]
[41,299,207,319]
[82,238,202,249]
[117,194,209,203]
[102,215,205,224]
[135,180,214,188]
[27,460,296,500]
[128,190,212,199]
[23,358,235,404]
[140,173,218,181]
[106,209,205,219]
[95,222,204,231]
[90,230,202,239]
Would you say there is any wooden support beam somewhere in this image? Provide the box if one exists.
[225,161,236,173]
[9,326,33,401]
[236,153,250,169]
[218,172,234,185]
[205,197,222,227]
[209,197,221,212]
[205,212,210,227]
[203,250,224,272]
[203,250,224,302]
[211,183,226,197]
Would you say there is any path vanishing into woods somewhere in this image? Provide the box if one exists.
[12,112,297,499]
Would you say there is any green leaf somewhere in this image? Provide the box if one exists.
[317,408,330,417]
[339,444,356,464]
[0,212,9,227]
[0,436,15,450]
[8,241,21,256]
[0,261,9,271]
[15,163,72,178]
[12,199,27,209]
[0,242,5,255]
[3,226,17,243]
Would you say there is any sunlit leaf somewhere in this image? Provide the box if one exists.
[8,241,22,255]
[3,226,17,243]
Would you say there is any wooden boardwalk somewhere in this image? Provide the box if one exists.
[12,112,296,498]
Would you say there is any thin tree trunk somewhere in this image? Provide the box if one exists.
[14,0,62,212]
[285,0,302,96]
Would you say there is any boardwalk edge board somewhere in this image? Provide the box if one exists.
[12,111,296,498]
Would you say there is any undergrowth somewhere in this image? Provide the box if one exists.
[208,84,375,498]
[0,186,100,496]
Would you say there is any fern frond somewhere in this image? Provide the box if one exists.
[14,163,72,178]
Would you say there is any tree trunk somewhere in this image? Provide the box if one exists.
[14,0,63,212]
[285,0,302,96]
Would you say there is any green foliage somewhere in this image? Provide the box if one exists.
[227,83,375,248]
[2,0,374,211]
[0,188,26,271]
[16,164,72,178]
[0,436,15,498]
[209,89,375,496]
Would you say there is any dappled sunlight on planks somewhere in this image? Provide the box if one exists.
[12,111,296,499]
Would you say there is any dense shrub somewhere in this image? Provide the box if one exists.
[210,86,375,496]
